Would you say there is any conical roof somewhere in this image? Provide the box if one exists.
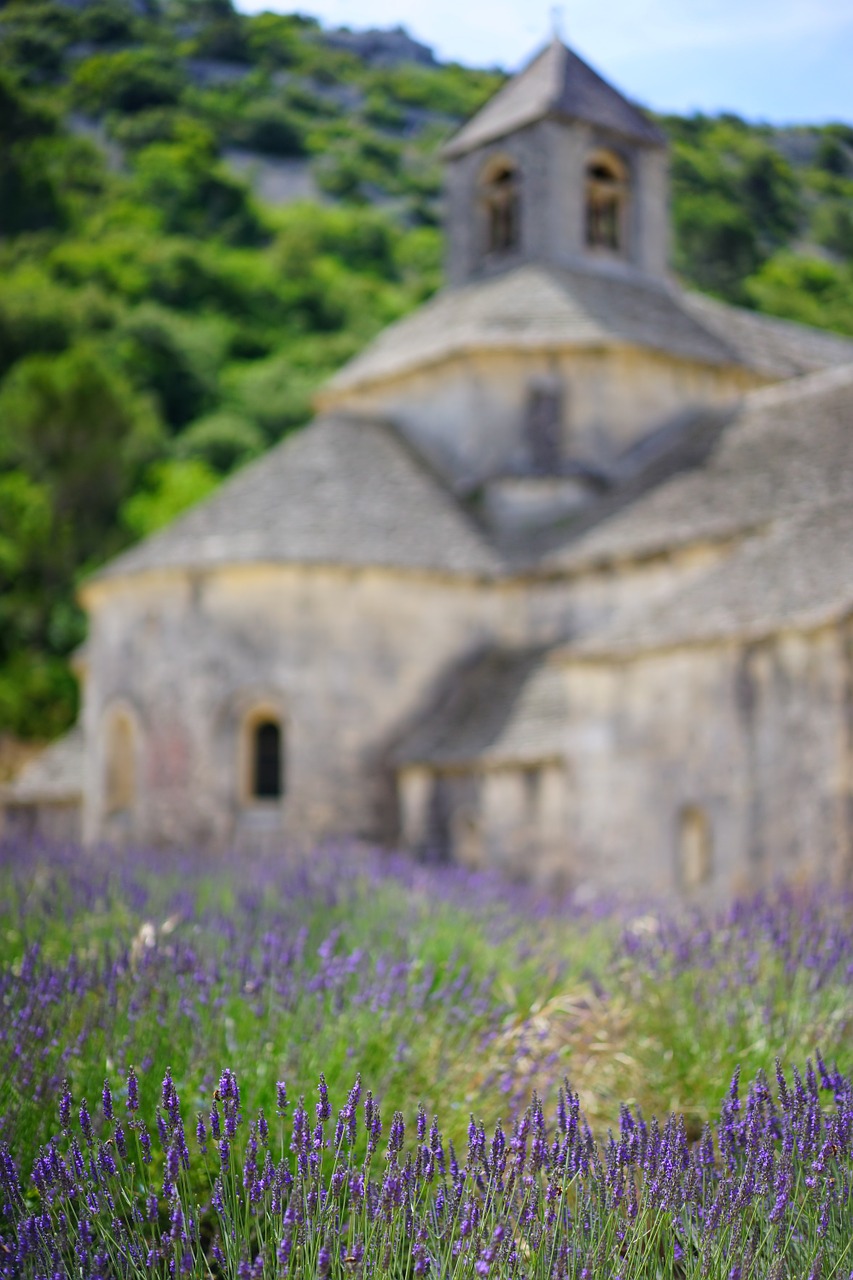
[88,417,502,585]
[444,38,665,158]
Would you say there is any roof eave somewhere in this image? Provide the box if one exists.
[443,105,666,161]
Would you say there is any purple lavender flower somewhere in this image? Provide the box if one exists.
[316,1074,331,1123]
[78,1100,93,1147]
[126,1067,139,1114]
[114,1122,128,1161]
[59,1082,72,1132]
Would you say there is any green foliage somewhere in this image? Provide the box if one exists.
[362,89,406,130]
[119,304,226,430]
[131,138,267,244]
[815,133,851,176]
[0,69,66,235]
[812,196,853,258]
[0,650,79,739]
[673,191,761,302]
[224,351,322,437]
[0,344,162,567]
[121,457,220,538]
[109,107,217,153]
[0,347,160,736]
[0,23,65,81]
[244,11,316,69]
[0,2,80,42]
[77,0,142,46]
[178,0,251,62]
[668,115,801,300]
[375,61,504,117]
[175,410,264,472]
[227,101,306,157]
[746,253,853,335]
[72,49,184,115]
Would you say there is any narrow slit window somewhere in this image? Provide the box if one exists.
[525,379,564,473]
[252,720,283,799]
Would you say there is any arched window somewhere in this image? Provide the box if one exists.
[251,718,283,800]
[481,160,520,256]
[678,806,713,890]
[105,711,135,815]
[585,151,627,253]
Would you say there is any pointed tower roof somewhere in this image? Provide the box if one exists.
[444,38,665,158]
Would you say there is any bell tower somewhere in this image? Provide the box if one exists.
[443,38,670,287]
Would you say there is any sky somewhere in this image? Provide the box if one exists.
[235,0,853,124]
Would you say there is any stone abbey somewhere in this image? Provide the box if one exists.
[4,38,853,898]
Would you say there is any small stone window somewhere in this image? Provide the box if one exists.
[481,159,520,256]
[585,151,627,253]
[524,378,564,473]
[251,719,284,800]
[678,806,713,890]
[105,711,136,816]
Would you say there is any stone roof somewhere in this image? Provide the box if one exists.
[680,291,853,379]
[443,38,665,158]
[393,649,567,768]
[91,417,502,584]
[541,363,853,573]
[565,496,853,657]
[0,728,84,804]
[320,264,853,401]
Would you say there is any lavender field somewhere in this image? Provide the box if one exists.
[2,841,853,1277]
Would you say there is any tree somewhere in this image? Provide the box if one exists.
[0,344,162,570]
[119,304,222,430]
[176,411,264,473]
[746,254,853,335]
[72,50,183,115]
[0,69,66,235]
[673,192,761,302]
[121,458,219,538]
[131,139,266,244]
[0,472,79,738]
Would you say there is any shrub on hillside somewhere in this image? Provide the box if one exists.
[175,410,264,472]
[131,138,267,244]
[78,0,141,46]
[72,49,184,115]
[746,253,853,334]
[228,101,307,157]
[121,457,220,538]
[118,303,225,430]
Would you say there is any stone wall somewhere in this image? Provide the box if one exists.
[559,624,850,897]
[80,564,520,849]
[399,761,568,882]
[322,346,759,493]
